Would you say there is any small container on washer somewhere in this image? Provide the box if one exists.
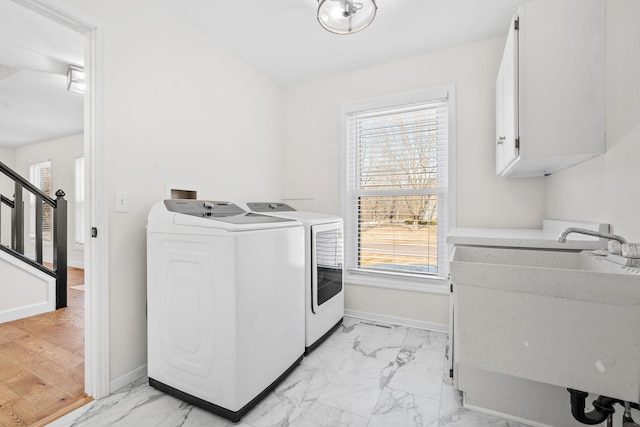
[621,243,640,259]
[608,240,622,255]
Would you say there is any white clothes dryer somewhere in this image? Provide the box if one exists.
[146,200,305,422]
[243,202,344,353]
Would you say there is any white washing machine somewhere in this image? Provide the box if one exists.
[243,202,344,353]
[146,200,305,422]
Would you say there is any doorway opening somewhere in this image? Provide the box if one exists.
[5,0,110,416]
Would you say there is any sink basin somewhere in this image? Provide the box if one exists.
[450,245,640,402]
[450,246,640,306]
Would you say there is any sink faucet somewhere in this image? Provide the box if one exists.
[557,227,627,244]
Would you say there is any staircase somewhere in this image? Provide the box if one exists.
[0,160,67,310]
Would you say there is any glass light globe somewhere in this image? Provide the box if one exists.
[317,0,377,35]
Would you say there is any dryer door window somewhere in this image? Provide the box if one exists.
[311,223,343,313]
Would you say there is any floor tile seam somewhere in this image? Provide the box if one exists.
[404,341,448,352]
[358,329,410,342]
[312,363,341,384]
[286,390,325,427]
[305,349,357,374]
[329,369,387,386]
[388,357,446,377]
[273,374,330,407]
[383,384,443,404]
[316,392,381,421]
[408,350,445,366]
[291,401,369,427]
[354,347,403,363]
[354,325,410,340]
[340,353,396,373]
[358,342,443,366]
[435,370,455,427]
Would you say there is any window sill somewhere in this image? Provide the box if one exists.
[345,270,449,295]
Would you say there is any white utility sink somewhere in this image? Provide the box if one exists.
[450,245,640,402]
[451,247,640,306]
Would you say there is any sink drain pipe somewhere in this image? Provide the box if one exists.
[568,389,620,425]
[568,389,640,426]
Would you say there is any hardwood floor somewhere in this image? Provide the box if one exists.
[0,267,91,427]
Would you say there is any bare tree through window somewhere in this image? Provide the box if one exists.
[347,98,448,276]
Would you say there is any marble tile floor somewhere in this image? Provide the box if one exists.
[49,317,531,427]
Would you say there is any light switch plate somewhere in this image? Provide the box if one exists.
[115,191,129,213]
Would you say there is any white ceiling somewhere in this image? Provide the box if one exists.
[1,0,530,148]
[0,0,84,148]
[158,0,531,85]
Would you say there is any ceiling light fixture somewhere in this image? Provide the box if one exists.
[66,64,85,94]
[317,0,377,35]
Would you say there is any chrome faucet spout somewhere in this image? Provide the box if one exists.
[557,227,627,244]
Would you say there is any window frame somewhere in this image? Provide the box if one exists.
[340,85,457,294]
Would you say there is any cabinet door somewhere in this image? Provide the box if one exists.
[495,63,505,175]
[496,16,519,176]
[497,0,605,177]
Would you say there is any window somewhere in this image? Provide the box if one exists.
[342,87,454,290]
[75,157,85,245]
[29,161,52,240]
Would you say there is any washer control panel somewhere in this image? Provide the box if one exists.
[165,200,244,217]
[164,200,295,224]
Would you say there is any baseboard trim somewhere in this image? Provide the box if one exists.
[463,403,554,427]
[0,301,55,324]
[109,364,147,393]
[344,309,448,333]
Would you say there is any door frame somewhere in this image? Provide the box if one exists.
[13,0,110,399]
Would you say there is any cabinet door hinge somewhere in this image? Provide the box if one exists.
[514,18,519,31]
[91,227,98,238]
[450,283,453,293]
[515,138,520,150]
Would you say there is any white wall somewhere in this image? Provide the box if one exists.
[14,134,84,267]
[0,251,56,323]
[546,0,640,242]
[45,0,636,389]
[282,37,546,328]
[0,146,16,246]
[68,0,284,383]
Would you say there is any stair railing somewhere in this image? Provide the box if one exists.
[0,160,67,309]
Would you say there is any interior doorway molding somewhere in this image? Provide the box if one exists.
[12,0,110,399]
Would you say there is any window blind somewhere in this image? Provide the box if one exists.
[345,97,449,279]
[75,157,85,245]
[29,161,52,240]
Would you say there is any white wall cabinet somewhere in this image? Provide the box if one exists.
[495,0,605,178]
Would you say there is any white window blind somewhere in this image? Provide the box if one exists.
[344,94,449,282]
[29,161,52,240]
[75,157,85,245]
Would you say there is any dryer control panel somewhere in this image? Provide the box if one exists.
[247,202,296,212]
